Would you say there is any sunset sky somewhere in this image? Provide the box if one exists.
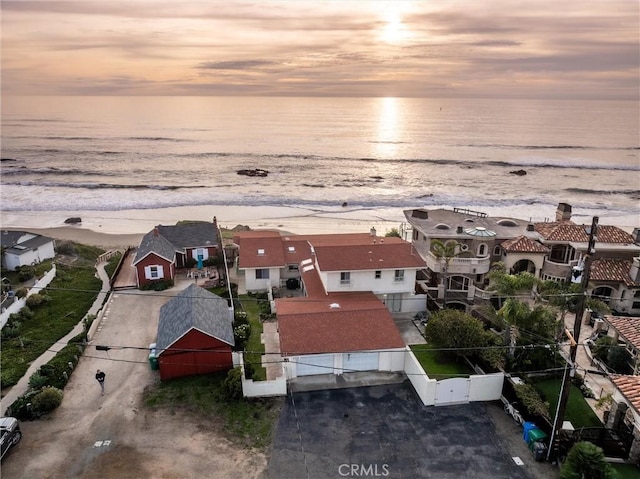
[2,1,638,99]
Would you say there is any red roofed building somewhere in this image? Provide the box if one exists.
[235,229,427,313]
[604,315,640,375]
[276,293,406,378]
[607,375,640,462]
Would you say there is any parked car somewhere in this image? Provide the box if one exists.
[0,417,22,460]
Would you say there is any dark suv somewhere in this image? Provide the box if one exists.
[0,417,22,460]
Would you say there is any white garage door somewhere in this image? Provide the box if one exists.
[296,354,335,376]
[343,352,379,372]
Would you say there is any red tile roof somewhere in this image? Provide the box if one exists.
[237,235,286,268]
[314,242,426,272]
[501,235,549,253]
[277,293,405,355]
[611,375,640,413]
[534,222,635,244]
[605,315,640,350]
[299,261,327,297]
[591,259,637,287]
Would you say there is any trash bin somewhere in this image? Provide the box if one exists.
[523,422,537,442]
[533,441,547,462]
[527,429,547,450]
[149,354,159,371]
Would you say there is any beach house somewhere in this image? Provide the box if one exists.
[155,284,234,381]
[133,218,221,288]
[1,230,56,271]
[234,229,427,313]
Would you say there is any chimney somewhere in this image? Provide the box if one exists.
[370,227,377,237]
[213,216,217,227]
[153,227,159,236]
[526,224,535,232]
[556,203,572,222]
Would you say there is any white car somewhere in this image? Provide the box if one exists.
[0,417,22,460]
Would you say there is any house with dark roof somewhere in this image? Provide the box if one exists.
[1,230,56,271]
[133,218,220,288]
[276,292,406,378]
[155,283,234,381]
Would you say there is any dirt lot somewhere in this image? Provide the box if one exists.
[2,284,266,479]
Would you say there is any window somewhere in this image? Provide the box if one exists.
[340,272,351,285]
[413,230,419,240]
[493,246,502,256]
[375,270,381,279]
[288,246,295,253]
[256,269,269,279]
[150,266,159,278]
[394,270,405,282]
[288,264,299,272]
[257,249,265,256]
[478,244,487,256]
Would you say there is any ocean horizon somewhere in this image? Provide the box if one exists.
[1,95,639,232]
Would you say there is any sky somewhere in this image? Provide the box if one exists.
[1,1,638,99]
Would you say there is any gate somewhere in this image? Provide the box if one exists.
[435,378,470,406]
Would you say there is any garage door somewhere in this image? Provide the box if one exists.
[296,354,335,376]
[343,352,379,372]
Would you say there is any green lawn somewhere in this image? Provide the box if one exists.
[611,463,640,479]
[534,378,602,428]
[239,294,266,381]
[410,344,475,379]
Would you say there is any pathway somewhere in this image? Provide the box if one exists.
[1,262,112,414]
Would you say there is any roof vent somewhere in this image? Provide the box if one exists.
[526,224,535,231]
[435,223,450,230]
[329,303,341,309]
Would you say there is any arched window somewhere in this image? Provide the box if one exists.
[478,243,487,256]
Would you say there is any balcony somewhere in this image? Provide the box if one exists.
[425,252,491,275]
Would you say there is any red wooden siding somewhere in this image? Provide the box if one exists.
[158,329,233,381]
[135,253,174,287]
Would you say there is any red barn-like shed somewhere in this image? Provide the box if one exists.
[156,284,234,381]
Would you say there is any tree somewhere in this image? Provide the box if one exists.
[385,228,401,238]
[560,441,617,479]
[498,298,558,359]
[424,309,502,367]
[430,239,460,307]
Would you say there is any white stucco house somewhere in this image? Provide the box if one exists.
[1,230,56,271]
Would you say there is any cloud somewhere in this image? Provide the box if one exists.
[196,60,278,70]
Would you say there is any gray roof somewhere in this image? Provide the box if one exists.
[133,223,218,264]
[1,231,55,255]
[157,223,218,249]
[404,208,530,240]
[133,230,177,265]
[156,284,234,352]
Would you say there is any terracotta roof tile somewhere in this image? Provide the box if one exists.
[591,259,637,287]
[237,236,286,268]
[534,223,635,244]
[611,375,640,413]
[277,294,405,355]
[501,235,549,253]
[605,315,640,350]
[314,242,426,272]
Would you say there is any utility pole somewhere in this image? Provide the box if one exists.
[547,216,598,462]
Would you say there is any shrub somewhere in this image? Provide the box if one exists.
[17,266,35,282]
[26,293,46,308]
[233,324,251,350]
[221,368,243,401]
[55,241,77,255]
[6,390,40,420]
[29,371,49,390]
[140,279,174,291]
[607,346,633,374]
[593,336,616,362]
[514,383,550,419]
[15,287,28,299]
[560,441,617,479]
[31,386,64,415]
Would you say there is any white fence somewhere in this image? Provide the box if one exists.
[403,348,504,406]
[236,352,287,398]
[1,264,57,329]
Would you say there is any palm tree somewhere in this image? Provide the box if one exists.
[498,298,558,358]
[430,239,459,308]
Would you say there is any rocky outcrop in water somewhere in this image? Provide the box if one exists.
[64,217,82,224]
[509,169,527,176]
[237,168,269,177]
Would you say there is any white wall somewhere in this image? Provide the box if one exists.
[403,348,437,406]
[379,348,406,371]
[468,373,505,401]
[243,267,281,292]
[322,268,418,295]
[1,264,57,328]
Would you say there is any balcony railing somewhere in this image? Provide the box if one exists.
[425,252,491,274]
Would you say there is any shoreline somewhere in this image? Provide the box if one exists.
[2,203,638,248]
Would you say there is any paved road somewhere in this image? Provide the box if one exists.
[268,381,556,479]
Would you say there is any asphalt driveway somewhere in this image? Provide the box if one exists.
[267,381,534,479]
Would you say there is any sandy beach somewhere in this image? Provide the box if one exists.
[2,202,637,249]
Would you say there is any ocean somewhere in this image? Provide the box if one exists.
[1,96,639,230]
